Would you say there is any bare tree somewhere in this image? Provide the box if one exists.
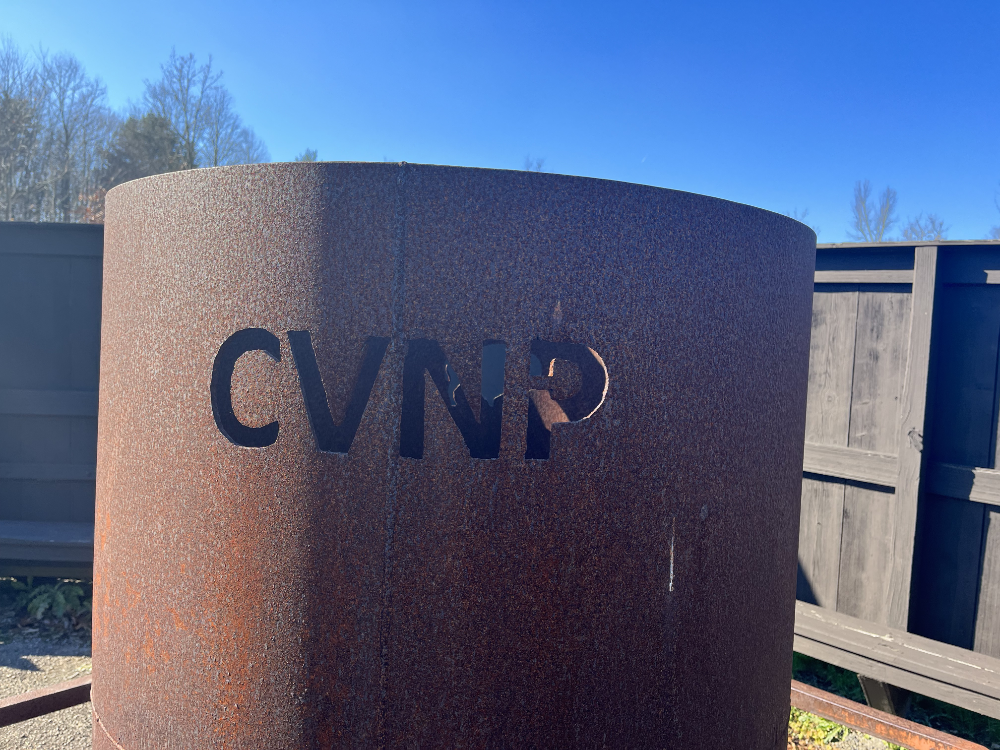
[848,179,898,242]
[144,50,222,169]
[295,148,318,162]
[991,191,1000,240]
[524,155,545,172]
[0,44,268,223]
[199,87,242,167]
[230,126,269,165]
[38,51,115,222]
[0,37,42,221]
[146,50,268,169]
[900,213,948,241]
[785,207,820,237]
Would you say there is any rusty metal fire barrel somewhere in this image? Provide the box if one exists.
[92,163,815,749]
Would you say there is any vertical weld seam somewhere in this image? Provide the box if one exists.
[378,162,408,741]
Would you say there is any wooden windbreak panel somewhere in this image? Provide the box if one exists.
[798,245,922,626]
[837,290,912,625]
[914,278,1000,654]
[798,289,857,608]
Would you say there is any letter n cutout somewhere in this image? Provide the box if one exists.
[399,339,506,459]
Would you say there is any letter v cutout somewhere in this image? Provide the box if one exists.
[287,331,390,454]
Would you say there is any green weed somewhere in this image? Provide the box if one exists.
[0,577,92,632]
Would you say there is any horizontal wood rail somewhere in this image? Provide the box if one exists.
[0,389,98,417]
[814,270,915,284]
[794,601,1000,720]
[0,463,96,481]
[926,463,1000,507]
[0,521,94,563]
[802,443,899,488]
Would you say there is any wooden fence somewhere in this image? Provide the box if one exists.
[796,240,1000,717]
[0,222,101,578]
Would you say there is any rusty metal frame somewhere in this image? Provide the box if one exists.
[791,679,988,750]
[0,675,91,727]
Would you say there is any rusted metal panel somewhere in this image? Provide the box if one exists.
[790,679,987,750]
[0,674,91,727]
[92,163,815,748]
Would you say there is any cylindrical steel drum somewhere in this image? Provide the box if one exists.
[93,163,814,748]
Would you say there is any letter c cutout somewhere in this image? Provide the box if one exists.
[211,328,281,447]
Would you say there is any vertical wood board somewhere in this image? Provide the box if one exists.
[798,477,846,608]
[798,288,858,609]
[838,485,896,625]
[837,286,914,624]
[804,289,859,446]
[910,494,984,650]
[976,510,1000,657]
[887,246,937,629]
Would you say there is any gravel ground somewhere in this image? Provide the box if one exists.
[831,733,890,749]
[0,632,91,750]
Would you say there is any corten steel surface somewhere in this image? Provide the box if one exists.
[790,680,988,750]
[0,675,91,727]
[93,163,815,748]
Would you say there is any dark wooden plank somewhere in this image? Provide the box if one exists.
[936,247,1000,285]
[804,289,858,445]
[815,247,915,271]
[888,246,937,629]
[798,289,858,609]
[848,288,913,457]
[838,286,913,626]
[815,270,914,284]
[798,477,845,607]
[0,463,96,481]
[803,443,898,487]
[0,389,98,417]
[819,241,999,249]
[0,222,102,258]
[0,521,94,563]
[910,494,983,649]
[926,463,1000,506]
[915,277,1000,654]
[975,512,1000,658]
[856,676,911,716]
[795,601,1000,720]
[976,274,1000,655]
[926,285,1000,468]
[838,486,897,626]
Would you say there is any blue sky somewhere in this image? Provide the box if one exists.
[3,0,999,241]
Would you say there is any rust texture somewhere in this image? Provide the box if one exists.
[92,163,815,748]
[790,680,987,750]
[0,674,91,727]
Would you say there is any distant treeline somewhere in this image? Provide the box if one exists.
[0,39,269,223]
